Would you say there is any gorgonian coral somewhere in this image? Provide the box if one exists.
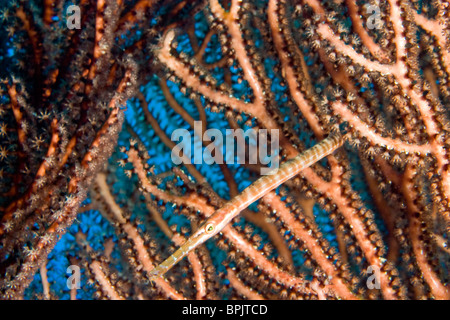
[1,0,449,300]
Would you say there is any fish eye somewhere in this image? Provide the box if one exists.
[205,223,215,234]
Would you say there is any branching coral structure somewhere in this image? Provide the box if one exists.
[0,0,449,300]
